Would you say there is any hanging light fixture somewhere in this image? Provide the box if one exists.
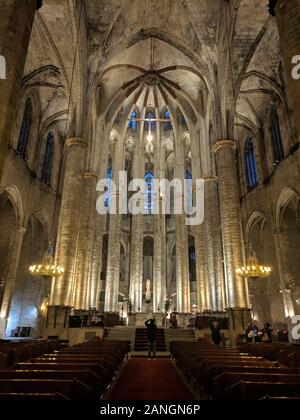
[236,244,272,279]
[29,241,64,277]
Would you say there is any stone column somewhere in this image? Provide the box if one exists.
[129,134,144,313]
[274,0,300,140]
[0,226,26,336]
[190,129,208,312]
[0,0,42,179]
[104,136,124,313]
[274,229,295,318]
[213,140,249,308]
[89,125,111,311]
[203,176,225,311]
[73,172,98,309]
[174,133,190,313]
[50,138,87,307]
[153,125,166,313]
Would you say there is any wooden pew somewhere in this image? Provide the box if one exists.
[0,379,93,400]
[224,380,300,400]
[0,369,107,396]
[212,372,300,399]
[17,362,112,382]
[202,365,297,391]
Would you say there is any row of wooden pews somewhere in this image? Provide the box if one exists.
[239,342,300,368]
[0,339,62,367]
[0,338,128,400]
[170,340,300,400]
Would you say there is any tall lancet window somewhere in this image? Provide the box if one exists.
[105,167,113,208]
[17,98,32,159]
[185,169,193,210]
[144,171,154,214]
[245,137,259,191]
[41,132,54,185]
[270,105,284,163]
[163,109,172,130]
[189,246,196,281]
[145,110,156,131]
[128,111,137,130]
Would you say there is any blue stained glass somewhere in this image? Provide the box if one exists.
[185,169,193,210]
[245,137,259,191]
[41,132,54,185]
[17,98,32,159]
[128,111,137,130]
[144,171,154,214]
[164,110,172,130]
[105,167,113,208]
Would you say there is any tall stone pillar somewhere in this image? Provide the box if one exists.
[153,127,166,313]
[0,0,42,179]
[174,133,190,313]
[73,172,98,309]
[213,140,249,309]
[104,136,124,313]
[203,176,225,311]
[0,226,26,336]
[129,134,144,313]
[50,138,87,307]
[274,0,300,140]
[190,130,208,312]
[273,229,295,317]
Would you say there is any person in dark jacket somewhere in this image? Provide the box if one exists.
[210,320,222,346]
[145,318,157,360]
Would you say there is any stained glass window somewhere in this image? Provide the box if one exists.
[245,137,259,191]
[144,171,154,214]
[41,132,54,185]
[189,246,196,281]
[270,105,284,163]
[185,169,193,210]
[128,111,137,130]
[17,98,32,159]
[163,109,172,130]
[105,167,113,208]
[145,110,156,131]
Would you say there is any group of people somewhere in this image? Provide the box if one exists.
[246,322,273,343]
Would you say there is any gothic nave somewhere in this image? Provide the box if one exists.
[0,0,300,403]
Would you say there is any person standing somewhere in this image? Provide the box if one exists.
[211,320,222,346]
[145,318,157,360]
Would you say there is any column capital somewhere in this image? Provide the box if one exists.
[65,137,88,149]
[84,172,99,180]
[212,140,236,153]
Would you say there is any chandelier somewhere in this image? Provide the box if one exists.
[236,245,272,278]
[29,242,64,277]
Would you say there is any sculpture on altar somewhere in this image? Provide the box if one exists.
[145,279,151,302]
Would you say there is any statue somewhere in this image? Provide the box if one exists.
[145,279,151,302]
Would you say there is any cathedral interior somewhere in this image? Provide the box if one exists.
[0,0,300,402]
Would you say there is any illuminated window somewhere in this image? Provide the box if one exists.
[163,109,172,130]
[145,110,156,131]
[245,137,259,191]
[105,167,113,208]
[185,169,193,210]
[144,171,154,214]
[128,111,137,130]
